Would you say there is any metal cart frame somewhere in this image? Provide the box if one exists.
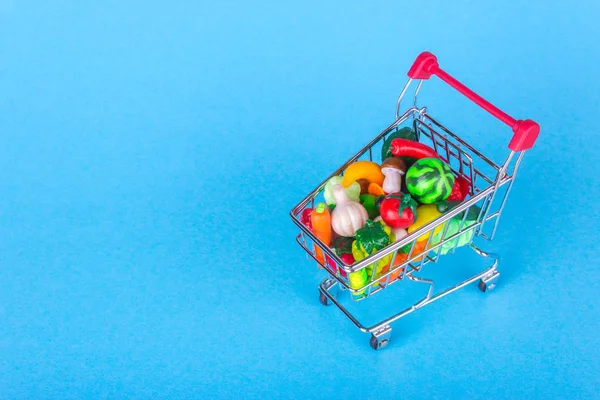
[290,52,540,350]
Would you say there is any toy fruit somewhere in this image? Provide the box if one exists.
[341,161,385,188]
[311,203,332,265]
[407,204,445,242]
[446,175,471,202]
[381,157,407,194]
[330,184,369,237]
[379,193,418,229]
[351,220,395,287]
[406,158,455,204]
[324,176,361,205]
[390,138,439,159]
[381,127,419,161]
[360,194,379,219]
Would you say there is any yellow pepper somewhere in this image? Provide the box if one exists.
[407,204,446,242]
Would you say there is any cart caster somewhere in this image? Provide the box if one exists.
[319,291,331,306]
[478,270,500,292]
[318,278,338,306]
[369,326,392,350]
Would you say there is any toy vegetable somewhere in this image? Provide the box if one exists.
[390,138,439,159]
[324,176,361,206]
[446,175,471,202]
[351,220,395,286]
[356,179,370,195]
[340,253,355,266]
[349,269,368,297]
[407,204,445,242]
[300,207,322,268]
[341,161,385,188]
[434,204,481,254]
[300,208,313,231]
[373,219,410,284]
[376,217,414,257]
[388,252,409,281]
[359,194,379,219]
[368,182,385,197]
[406,158,455,204]
[381,127,419,161]
[328,237,353,277]
[407,239,430,262]
[381,157,407,194]
[331,184,369,237]
[379,193,418,229]
[311,203,332,265]
[332,236,354,257]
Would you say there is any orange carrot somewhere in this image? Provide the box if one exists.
[311,203,332,266]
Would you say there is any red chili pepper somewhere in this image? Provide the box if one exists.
[446,176,471,201]
[390,138,439,159]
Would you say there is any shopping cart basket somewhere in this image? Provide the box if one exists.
[290,51,540,350]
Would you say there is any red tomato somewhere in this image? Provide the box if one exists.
[380,193,417,229]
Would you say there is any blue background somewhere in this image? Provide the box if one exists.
[1,1,599,398]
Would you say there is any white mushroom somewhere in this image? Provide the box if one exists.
[381,157,407,194]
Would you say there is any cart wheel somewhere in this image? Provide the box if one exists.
[319,291,331,306]
[478,270,500,293]
[370,334,389,351]
[478,279,496,292]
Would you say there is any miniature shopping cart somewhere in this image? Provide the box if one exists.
[290,52,540,350]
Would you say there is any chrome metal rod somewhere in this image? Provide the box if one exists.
[319,279,369,332]
[319,244,500,334]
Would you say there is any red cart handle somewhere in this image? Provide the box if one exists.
[408,52,540,152]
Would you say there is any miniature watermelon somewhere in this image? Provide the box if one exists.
[406,158,455,204]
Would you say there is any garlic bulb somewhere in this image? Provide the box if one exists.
[331,184,368,237]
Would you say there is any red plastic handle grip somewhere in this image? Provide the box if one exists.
[407,52,540,152]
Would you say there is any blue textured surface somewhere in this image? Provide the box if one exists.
[1,1,599,398]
